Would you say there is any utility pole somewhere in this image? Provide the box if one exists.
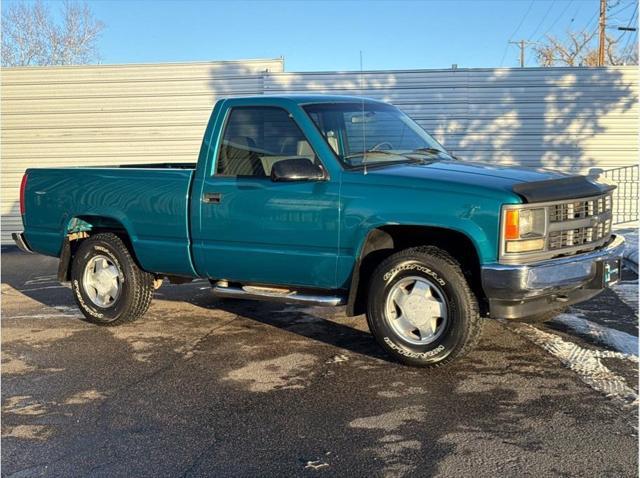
[509,40,535,67]
[598,0,607,66]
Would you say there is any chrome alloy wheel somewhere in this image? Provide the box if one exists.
[384,276,448,345]
[82,255,123,308]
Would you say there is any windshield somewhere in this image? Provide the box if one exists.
[303,102,453,168]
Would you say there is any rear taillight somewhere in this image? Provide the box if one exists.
[19,173,28,215]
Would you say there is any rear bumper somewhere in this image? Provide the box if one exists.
[481,234,625,319]
[12,232,33,254]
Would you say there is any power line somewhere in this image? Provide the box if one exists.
[620,4,639,55]
[585,7,601,32]
[622,30,637,57]
[608,0,636,17]
[569,2,583,26]
[537,0,575,41]
[614,3,638,41]
[607,3,636,29]
[529,0,557,40]
[500,0,536,66]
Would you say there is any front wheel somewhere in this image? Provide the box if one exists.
[366,246,483,367]
[71,233,154,326]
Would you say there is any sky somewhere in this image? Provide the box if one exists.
[9,0,640,70]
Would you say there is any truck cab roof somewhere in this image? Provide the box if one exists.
[219,94,386,106]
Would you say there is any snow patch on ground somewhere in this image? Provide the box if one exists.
[304,460,329,470]
[612,281,639,317]
[552,312,638,356]
[506,322,637,407]
[614,225,638,273]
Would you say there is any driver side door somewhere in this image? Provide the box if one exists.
[193,105,340,289]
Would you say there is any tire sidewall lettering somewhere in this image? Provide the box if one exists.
[383,263,447,287]
[72,279,104,318]
[383,337,445,359]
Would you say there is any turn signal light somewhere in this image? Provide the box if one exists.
[504,210,519,240]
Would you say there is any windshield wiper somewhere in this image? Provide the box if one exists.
[343,150,400,160]
[411,147,451,156]
[345,156,431,170]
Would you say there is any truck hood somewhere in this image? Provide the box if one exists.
[365,159,614,203]
[370,159,565,183]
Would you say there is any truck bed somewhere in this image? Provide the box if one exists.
[23,166,196,277]
[117,163,196,169]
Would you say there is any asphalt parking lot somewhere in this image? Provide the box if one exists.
[2,248,638,477]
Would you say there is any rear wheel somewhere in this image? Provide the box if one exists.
[366,246,483,367]
[71,233,154,326]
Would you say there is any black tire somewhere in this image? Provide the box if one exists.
[366,246,483,367]
[70,233,154,326]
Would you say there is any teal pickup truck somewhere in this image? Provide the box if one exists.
[14,95,625,367]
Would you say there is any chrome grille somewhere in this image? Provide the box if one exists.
[548,195,612,222]
[547,194,613,251]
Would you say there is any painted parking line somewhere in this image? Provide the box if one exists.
[505,321,638,408]
[551,312,638,356]
[612,280,639,316]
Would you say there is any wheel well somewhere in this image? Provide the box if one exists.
[346,225,487,317]
[58,216,137,281]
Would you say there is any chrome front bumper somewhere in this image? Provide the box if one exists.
[481,234,625,319]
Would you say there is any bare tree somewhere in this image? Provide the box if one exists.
[597,34,637,66]
[535,31,598,67]
[534,29,638,67]
[624,43,639,64]
[2,0,104,67]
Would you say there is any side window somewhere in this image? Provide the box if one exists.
[216,107,318,177]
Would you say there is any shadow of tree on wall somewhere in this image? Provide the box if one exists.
[3,65,637,244]
[263,67,637,175]
[0,60,284,244]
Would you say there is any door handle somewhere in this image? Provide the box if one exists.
[203,192,222,204]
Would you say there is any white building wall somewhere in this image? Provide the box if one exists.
[1,59,284,244]
[2,63,637,244]
[264,67,638,173]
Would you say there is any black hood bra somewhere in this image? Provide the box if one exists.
[512,176,616,203]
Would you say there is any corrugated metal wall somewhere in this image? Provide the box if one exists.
[1,59,283,244]
[265,67,638,173]
[2,63,637,244]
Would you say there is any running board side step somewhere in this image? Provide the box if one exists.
[211,283,346,307]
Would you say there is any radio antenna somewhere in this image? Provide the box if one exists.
[360,50,367,175]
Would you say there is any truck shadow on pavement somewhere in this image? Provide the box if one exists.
[2,249,638,477]
[0,247,390,363]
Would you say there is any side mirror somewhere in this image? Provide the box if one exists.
[271,157,326,182]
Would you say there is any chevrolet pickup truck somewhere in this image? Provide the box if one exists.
[14,95,625,367]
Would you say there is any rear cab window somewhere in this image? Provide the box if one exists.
[216,106,320,177]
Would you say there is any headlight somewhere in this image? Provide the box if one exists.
[502,206,547,254]
[518,208,546,238]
